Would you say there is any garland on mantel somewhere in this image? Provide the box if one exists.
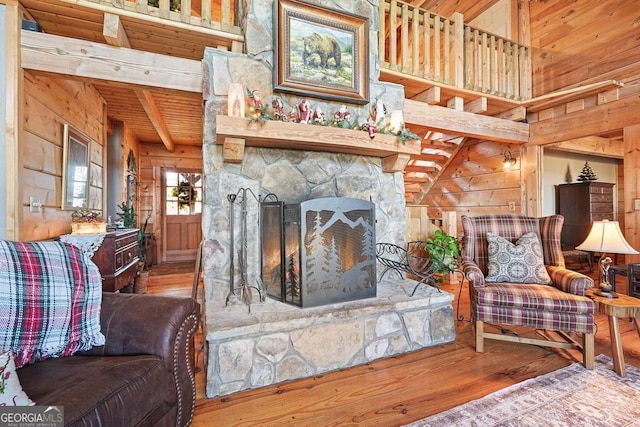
[243,89,420,145]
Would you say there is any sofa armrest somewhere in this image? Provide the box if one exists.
[462,261,485,287]
[547,266,594,296]
[82,293,201,427]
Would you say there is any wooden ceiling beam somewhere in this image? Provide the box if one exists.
[529,96,638,146]
[21,30,202,93]
[103,13,175,152]
[546,136,623,159]
[404,100,529,143]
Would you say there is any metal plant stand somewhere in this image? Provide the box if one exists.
[375,241,442,296]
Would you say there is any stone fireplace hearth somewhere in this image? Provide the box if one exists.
[199,0,456,398]
[207,278,454,397]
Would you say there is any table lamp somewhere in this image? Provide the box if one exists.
[576,219,639,297]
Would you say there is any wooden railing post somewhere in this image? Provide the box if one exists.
[411,6,419,75]
[379,0,387,68]
[180,0,191,23]
[389,0,398,71]
[221,0,231,26]
[400,4,409,73]
[422,10,431,79]
[452,12,464,90]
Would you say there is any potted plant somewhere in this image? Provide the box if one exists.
[117,202,136,228]
[135,215,151,294]
[424,229,462,283]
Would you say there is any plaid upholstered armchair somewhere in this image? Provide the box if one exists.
[461,214,596,368]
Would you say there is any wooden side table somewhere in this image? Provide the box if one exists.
[589,291,640,376]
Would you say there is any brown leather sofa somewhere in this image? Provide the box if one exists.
[18,292,201,427]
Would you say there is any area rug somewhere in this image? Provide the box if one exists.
[405,355,640,427]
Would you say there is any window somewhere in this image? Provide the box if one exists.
[165,171,202,215]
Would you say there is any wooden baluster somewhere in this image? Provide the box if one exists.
[463,26,471,89]
[221,0,230,26]
[412,6,419,76]
[379,0,387,68]
[180,0,191,23]
[520,45,531,100]
[201,0,211,24]
[497,38,505,97]
[505,41,513,99]
[136,0,149,14]
[401,4,409,73]
[151,0,168,18]
[511,42,519,99]
[389,0,398,71]
[472,30,482,91]
[433,16,441,82]
[490,35,497,95]
[443,18,450,85]
[481,31,488,93]
[423,11,431,79]
[452,12,464,89]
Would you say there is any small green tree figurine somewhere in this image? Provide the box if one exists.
[577,161,598,182]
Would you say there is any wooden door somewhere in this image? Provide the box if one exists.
[161,168,202,262]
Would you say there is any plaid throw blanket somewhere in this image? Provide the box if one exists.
[0,240,105,368]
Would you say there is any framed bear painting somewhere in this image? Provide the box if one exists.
[274,0,369,105]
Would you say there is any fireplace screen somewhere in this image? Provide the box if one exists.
[261,197,376,307]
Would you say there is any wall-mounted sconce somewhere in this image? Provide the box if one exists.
[227,83,245,118]
[389,110,404,135]
[503,151,517,170]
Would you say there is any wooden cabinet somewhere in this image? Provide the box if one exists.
[556,182,615,249]
[92,229,139,292]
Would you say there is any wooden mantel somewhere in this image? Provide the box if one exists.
[215,115,421,172]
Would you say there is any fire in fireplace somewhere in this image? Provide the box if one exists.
[260,197,376,307]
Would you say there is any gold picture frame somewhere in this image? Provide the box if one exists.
[61,124,90,210]
[274,0,369,105]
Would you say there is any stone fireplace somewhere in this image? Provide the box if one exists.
[199,0,455,398]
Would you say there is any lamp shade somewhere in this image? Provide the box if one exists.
[575,220,639,254]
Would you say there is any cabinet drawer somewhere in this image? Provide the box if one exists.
[591,193,613,203]
[115,243,137,270]
[591,202,613,214]
[589,185,613,195]
[116,234,138,250]
[115,265,138,292]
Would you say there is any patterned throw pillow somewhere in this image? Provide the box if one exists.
[0,241,105,368]
[0,351,34,406]
[485,232,552,284]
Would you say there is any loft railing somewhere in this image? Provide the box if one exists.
[86,0,240,33]
[379,0,531,101]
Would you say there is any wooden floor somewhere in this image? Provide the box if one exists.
[146,261,640,427]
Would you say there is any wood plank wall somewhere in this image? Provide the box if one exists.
[137,142,202,261]
[529,0,640,96]
[420,139,522,234]
[624,125,640,264]
[21,71,106,241]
